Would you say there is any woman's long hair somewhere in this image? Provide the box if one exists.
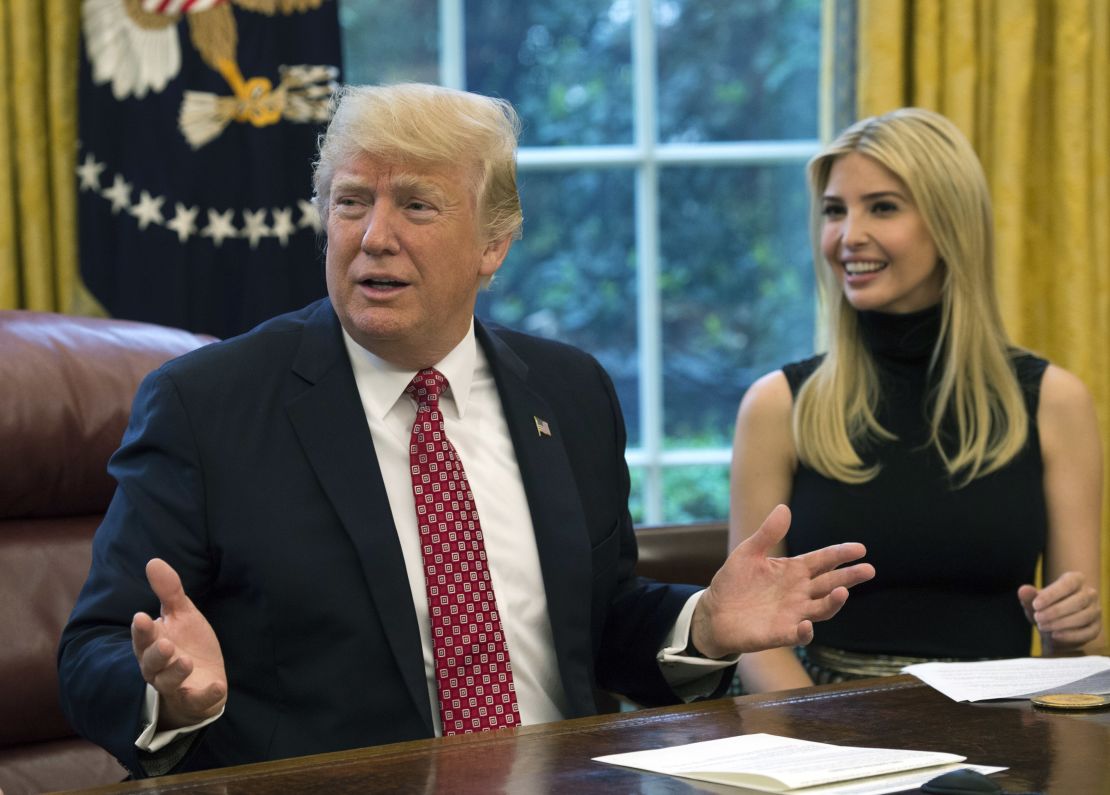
[794,108,1028,486]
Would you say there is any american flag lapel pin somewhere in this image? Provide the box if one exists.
[534,416,552,437]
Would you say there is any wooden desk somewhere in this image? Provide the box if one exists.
[58,676,1110,794]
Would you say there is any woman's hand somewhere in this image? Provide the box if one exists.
[1018,572,1102,652]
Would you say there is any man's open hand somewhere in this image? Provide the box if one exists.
[131,558,227,730]
[691,505,874,659]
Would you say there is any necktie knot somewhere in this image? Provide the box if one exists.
[407,367,446,411]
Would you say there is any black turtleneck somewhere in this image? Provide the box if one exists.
[857,303,942,364]
[780,307,1049,658]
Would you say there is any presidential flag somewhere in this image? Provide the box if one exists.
[77,0,341,338]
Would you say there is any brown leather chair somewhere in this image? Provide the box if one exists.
[634,521,728,587]
[0,310,214,795]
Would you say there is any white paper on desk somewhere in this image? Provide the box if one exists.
[902,656,1110,702]
[593,733,984,793]
[751,764,1006,795]
[1025,667,1110,697]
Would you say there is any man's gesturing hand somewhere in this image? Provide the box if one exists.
[131,558,228,730]
[691,505,875,660]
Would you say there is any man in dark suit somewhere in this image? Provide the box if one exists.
[58,83,873,779]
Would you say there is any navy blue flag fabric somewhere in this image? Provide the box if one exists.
[77,0,341,339]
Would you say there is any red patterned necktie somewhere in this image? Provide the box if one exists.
[406,367,520,735]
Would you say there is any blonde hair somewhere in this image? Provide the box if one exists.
[794,107,1028,486]
[312,83,523,244]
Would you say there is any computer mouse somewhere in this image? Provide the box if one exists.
[921,768,1003,794]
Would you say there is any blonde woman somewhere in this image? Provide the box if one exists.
[729,108,1103,692]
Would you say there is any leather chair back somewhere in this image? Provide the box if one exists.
[0,310,214,795]
[635,521,728,587]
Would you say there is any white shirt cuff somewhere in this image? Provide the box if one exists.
[657,591,740,699]
[135,684,224,752]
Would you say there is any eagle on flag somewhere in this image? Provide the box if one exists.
[76,0,340,338]
[83,0,337,148]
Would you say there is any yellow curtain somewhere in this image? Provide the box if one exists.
[857,0,1110,648]
[0,0,101,314]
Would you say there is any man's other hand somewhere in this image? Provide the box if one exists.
[691,504,875,659]
[131,558,228,730]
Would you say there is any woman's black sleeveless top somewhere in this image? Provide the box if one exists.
[783,306,1049,658]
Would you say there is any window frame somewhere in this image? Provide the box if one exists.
[435,0,832,523]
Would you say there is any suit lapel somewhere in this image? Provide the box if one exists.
[284,302,434,735]
[477,322,596,714]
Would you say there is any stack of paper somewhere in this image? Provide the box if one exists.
[903,656,1110,702]
[594,733,1004,794]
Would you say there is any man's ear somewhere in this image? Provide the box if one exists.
[479,234,513,279]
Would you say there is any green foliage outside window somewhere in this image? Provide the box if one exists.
[340,0,821,524]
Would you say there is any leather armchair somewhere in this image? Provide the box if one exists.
[635,521,728,587]
[0,310,214,795]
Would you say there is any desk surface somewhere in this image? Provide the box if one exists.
[59,676,1110,794]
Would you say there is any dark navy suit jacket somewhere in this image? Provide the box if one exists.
[58,299,708,776]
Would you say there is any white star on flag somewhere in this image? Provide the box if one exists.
[76,153,106,192]
[102,174,133,214]
[166,203,200,243]
[271,207,295,246]
[130,190,166,230]
[201,208,238,247]
[241,208,271,249]
[297,198,322,232]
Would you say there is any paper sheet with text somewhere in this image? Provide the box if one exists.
[903,656,1110,702]
[594,733,1005,793]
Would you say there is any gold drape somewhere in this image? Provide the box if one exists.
[0,0,101,314]
[857,0,1110,647]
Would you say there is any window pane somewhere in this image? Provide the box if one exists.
[656,0,821,142]
[662,464,729,522]
[465,0,633,146]
[476,169,640,444]
[660,165,815,448]
[339,1,439,84]
[628,467,646,525]
[337,2,824,527]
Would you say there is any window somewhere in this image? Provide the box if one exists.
[340,0,825,524]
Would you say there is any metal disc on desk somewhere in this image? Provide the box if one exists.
[1030,693,1110,709]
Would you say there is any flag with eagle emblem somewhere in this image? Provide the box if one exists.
[77,0,341,338]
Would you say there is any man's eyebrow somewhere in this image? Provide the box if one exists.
[391,173,450,201]
[330,176,368,195]
[328,172,452,203]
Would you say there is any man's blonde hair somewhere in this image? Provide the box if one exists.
[794,107,1028,485]
[312,83,523,244]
